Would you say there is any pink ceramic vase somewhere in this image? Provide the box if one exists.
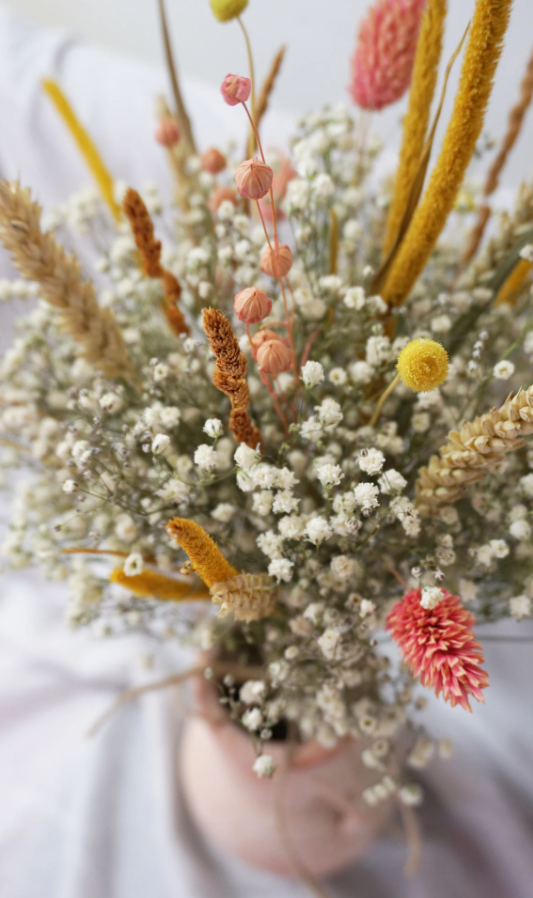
[179,673,394,877]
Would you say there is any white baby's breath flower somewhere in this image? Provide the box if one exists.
[301,360,324,388]
[358,448,385,475]
[328,367,347,385]
[305,516,332,545]
[272,491,300,515]
[349,360,373,384]
[203,418,223,439]
[316,463,343,488]
[211,503,235,523]
[509,595,531,620]
[268,558,294,582]
[253,490,274,516]
[420,586,444,610]
[234,443,260,470]
[194,444,217,470]
[152,434,171,456]
[253,754,276,778]
[62,479,77,494]
[99,392,123,414]
[493,360,515,381]
[157,479,189,503]
[378,469,407,494]
[509,519,531,541]
[240,680,266,704]
[124,553,143,577]
[354,482,379,511]
[344,286,365,310]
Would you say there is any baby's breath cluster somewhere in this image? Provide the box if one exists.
[1,74,533,800]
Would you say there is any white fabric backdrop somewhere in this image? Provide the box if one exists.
[1,5,533,897]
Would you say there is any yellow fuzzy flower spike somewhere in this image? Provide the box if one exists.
[397,338,449,392]
[210,0,248,22]
[110,568,210,602]
[166,517,238,588]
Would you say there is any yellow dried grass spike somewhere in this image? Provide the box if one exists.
[42,78,121,222]
[495,257,533,305]
[110,567,210,602]
[166,517,238,588]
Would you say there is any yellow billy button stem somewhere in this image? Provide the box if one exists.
[370,338,449,427]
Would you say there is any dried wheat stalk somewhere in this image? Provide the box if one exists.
[416,385,533,514]
[0,180,137,385]
[256,45,286,129]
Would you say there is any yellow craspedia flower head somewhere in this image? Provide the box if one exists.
[210,0,248,22]
[397,338,449,392]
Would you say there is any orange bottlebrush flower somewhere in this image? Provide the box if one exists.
[386,588,489,712]
[203,307,262,449]
[166,517,238,589]
[110,567,210,601]
[123,188,189,336]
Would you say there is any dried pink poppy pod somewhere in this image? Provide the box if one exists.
[201,147,227,174]
[349,0,426,111]
[256,338,292,376]
[155,118,181,148]
[221,73,252,106]
[235,158,274,200]
[260,244,293,278]
[208,185,238,213]
[234,287,272,324]
[250,328,283,359]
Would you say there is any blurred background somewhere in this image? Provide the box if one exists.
[7,0,533,186]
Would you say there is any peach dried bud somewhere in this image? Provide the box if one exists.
[221,73,252,106]
[234,287,272,324]
[201,147,227,174]
[155,118,181,148]
[256,339,292,376]
[260,244,293,278]
[235,158,274,200]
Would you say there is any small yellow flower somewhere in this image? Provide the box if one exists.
[397,338,448,392]
[210,0,248,22]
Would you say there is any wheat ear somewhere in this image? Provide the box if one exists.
[416,385,533,515]
[0,180,137,385]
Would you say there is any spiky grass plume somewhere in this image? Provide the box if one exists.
[110,568,210,601]
[383,0,447,254]
[382,0,513,306]
[0,180,136,384]
[416,384,533,515]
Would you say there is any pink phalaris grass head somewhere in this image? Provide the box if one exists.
[260,243,293,278]
[234,287,272,324]
[235,158,274,200]
[256,338,292,376]
[201,147,227,174]
[349,0,426,111]
[221,73,252,106]
[386,588,489,712]
[155,118,181,148]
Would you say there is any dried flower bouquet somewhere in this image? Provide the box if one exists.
[1,0,533,819]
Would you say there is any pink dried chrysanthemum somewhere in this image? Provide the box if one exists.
[386,588,489,712]
[349,0,427,111]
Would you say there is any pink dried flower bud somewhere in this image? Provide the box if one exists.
[250,328,283,356]
[201,147,227,174]
[234,287,272,324]
[256,339,292,376]
[208,185,238,213]
[349,0,426,111]
[221,73,252,106]
[235,158,274,200]
[260,244,293,278]
[155,118,181,148]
